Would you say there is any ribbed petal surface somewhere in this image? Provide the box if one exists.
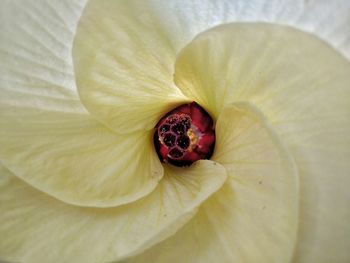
[174,23,350,262]
[73,0,189,134]
[1,1,349,262]
[0,0,87,113]
[0,0,162,207]
[0,161,226,263]
[73,0,350,134]
[127,103,298,263]
[0,106,164,207]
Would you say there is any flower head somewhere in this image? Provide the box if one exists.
[0,1,350,263]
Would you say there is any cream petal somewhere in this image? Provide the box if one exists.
[295,0,350,59]
[175,23,350,262]
[0,160,226,263]
[127,103,298,263]
[73,0,350,134]
[2,0,347,126]
[174,23,349,116]
[0,0,87,113]
[73,0,189,134]
[0,106,164,207]
[0,0,167,208]
[1,0,349,261]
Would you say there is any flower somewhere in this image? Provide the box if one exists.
[0,0,349,263]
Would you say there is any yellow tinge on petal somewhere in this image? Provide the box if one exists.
[0,161,226,263]
[0,106,163,207]
[127,103,298,263]
[73,0,189,134]
[0,0,349,262]
[174,23,350,262]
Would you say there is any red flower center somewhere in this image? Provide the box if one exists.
[154,102,215,167]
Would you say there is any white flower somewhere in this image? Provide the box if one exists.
[0,1,349,263]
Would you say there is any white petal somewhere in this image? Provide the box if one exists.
[0,161,226,263]
[295,0,350,59]
[0,0,88,113]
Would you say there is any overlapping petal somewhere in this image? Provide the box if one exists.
[174,23,350,262]
[127,103,298,263]
[0,0,163,208]
[73,0,350,134]
[0,161,226,263]
[0,106,164,207]
[73,0,189,133]
[0,0,87,114]
[0,0,349,262]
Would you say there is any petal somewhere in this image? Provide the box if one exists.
[0,0,87,113]
[73,0,189,134]
[0,0,166,208]
[0,106,163,207]
[127,103,298,263]
[174,23,349,117]
[295,0,350,59]
[175,23,350,262]
[0,160,226,263]
[72,0,348,133]
[1,0,348,122]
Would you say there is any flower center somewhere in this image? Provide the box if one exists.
[154,102,215,167]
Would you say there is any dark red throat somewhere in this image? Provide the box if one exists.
[154,102,215,167]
